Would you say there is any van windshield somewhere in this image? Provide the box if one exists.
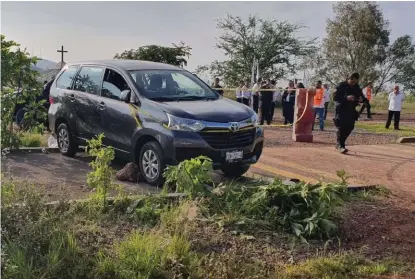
[129,69,219,101]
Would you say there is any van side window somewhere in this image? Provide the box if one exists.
[102,69,131,101]
[73,66,104,95]
[56,66,79,89]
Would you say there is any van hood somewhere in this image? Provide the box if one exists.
[155,98,254,122]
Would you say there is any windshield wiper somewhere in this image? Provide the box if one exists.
[150,96,179,102]
[176,96,217,101]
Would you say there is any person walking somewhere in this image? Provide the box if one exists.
[236,80,243,103]
[333,73,365,154]
[385,85,404,130]
[282,80,296,125]
[241,79,251,106]
[252,77,262,113]
[323,83,330,120]
[259,79,273,125]
[312,81,326,131]
[359,81,373,119]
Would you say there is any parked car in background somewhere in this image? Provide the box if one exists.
[13,78,54,127]
[48,60,264,185]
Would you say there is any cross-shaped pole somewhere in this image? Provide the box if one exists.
[57,45,68,69]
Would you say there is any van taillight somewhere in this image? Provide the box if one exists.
[49,96,54,104]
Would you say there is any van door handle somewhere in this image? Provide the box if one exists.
[98,102,106,110]
[69,94,75,102]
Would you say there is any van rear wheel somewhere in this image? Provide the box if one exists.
[57,123,77,157]
[221,164,250,178]
[138,141,165,186]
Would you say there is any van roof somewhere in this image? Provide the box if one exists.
[66,59,182,71]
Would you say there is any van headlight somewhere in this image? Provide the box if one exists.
[250,114,259,127]
[166,114,205,132]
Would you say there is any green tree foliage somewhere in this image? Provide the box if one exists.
[196,14,316,86]
[304,2,415,91]
[114,42,192,68]
[1,34,44,148]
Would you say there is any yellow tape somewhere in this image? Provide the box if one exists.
[212,87,298,92]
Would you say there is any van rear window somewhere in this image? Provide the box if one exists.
[56,66,79,89]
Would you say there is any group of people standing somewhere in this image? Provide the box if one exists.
[212,74,405,154]
[232,77,313,126]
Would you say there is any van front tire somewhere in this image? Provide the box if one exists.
[221,164,250,178]
[138,141,165,186]
[57,123,77,157]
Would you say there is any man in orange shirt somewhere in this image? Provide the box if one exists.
[312,81,326,131]
[358,81,373,119]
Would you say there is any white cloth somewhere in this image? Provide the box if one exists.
[252,83,260,96]
[324,89,331,103]
[241,86,251,99]
[388,91,404,111]
[235,87,242,98]
[273,89,282,102]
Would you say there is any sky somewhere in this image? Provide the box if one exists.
[2,1,415,77]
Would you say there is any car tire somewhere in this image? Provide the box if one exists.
[56,123,77,157]
[138,141,165,186]
[221,164,250,178]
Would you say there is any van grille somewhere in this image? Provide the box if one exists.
[199,128,255,149]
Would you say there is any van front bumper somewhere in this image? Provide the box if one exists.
[161,127,264,168]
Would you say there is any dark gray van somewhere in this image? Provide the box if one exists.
[48,60,264,185]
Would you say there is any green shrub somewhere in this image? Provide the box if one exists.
[19,132,46,147]
[86,133,115,209]
[95,230,199,279]
[163,156,213,198]
[203,179,347,241]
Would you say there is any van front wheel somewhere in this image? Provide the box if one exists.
[221,164,250,178]
[138,141,165,186]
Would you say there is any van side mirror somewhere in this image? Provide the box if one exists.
[120,90,131,103]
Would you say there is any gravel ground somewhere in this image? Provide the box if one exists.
[263,126,398,148]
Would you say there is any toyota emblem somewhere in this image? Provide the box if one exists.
[229,122,240,132]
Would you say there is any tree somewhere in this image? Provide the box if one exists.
[197,14,317,86]
[304,2,415,91]
[114,42,191,68]
[1,34,43,148]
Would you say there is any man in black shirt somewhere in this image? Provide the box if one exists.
[212,77,224,96]
[333,73,366,154]
[260,79,273,125]
[282,80,296,125]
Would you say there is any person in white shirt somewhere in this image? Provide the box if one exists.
[270,80,278,122]
[323,84,331,120]
[386,85,404,130]
[235,80,244,103]
[241,79,252,106]
[251,77,262,113]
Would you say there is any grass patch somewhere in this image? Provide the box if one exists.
[276,252,407,279]
[19,132,48,147]
[355,122,415,136]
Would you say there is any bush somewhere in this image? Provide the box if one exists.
[19,132,47,147]
[95,230,199,279]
